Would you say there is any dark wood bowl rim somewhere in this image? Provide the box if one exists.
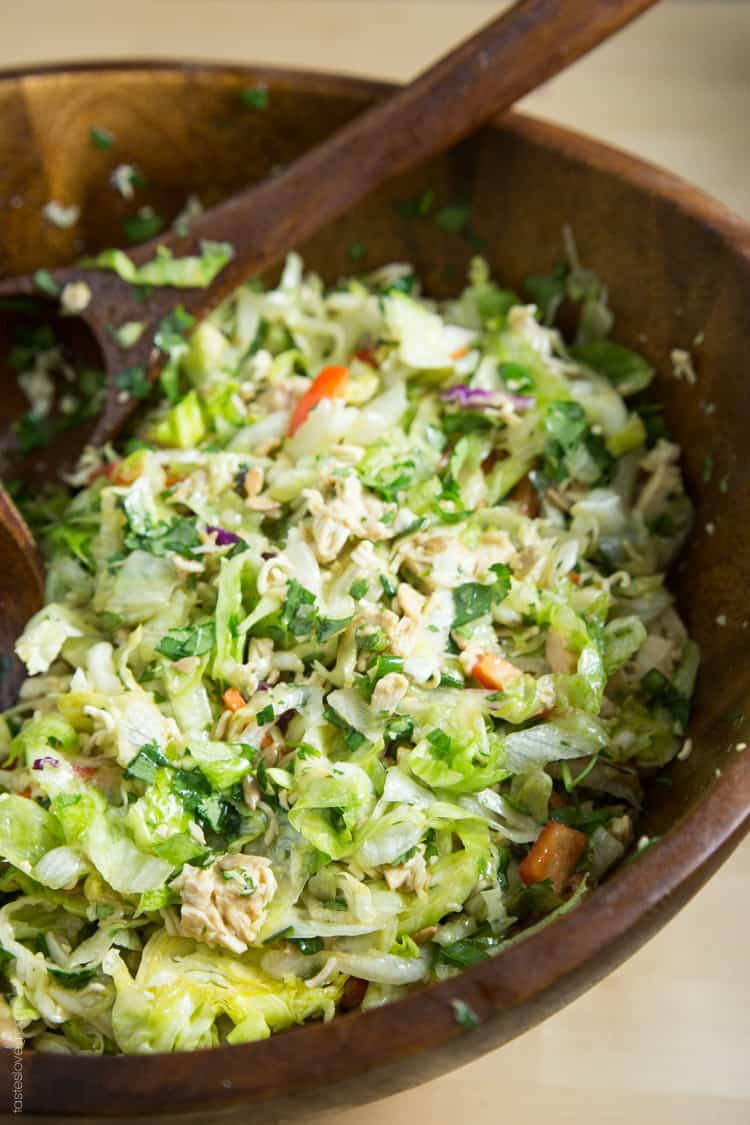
[0,59,748,1116]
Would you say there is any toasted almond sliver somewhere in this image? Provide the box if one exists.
[244,466,264,497]
[245,494,281,513]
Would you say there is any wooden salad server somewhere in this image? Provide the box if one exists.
[0,0,657,703]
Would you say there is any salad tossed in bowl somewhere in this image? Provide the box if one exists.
[0,249,697,1053]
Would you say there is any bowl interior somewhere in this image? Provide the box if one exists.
[0,63,748,1120]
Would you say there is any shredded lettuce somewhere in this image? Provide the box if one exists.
[3,251,697,1054]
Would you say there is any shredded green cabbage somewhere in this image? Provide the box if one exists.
[1,251,697,1054]
[81,240,233,288]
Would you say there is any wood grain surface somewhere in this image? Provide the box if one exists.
[0,4,747,1124]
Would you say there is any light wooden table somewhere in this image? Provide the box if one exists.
[1,3,748,1122]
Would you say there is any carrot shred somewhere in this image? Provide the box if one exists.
[470,653,522,691]
[288,365,349,434]
[223,688,246,713]
[519,821,587,894]
[72,764,97,781]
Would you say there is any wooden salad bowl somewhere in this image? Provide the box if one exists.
[0,62,748,1123]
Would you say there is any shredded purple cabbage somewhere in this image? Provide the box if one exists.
[440,385,535,412]
[207,526,242,547]
[32,757,59,770]
[276,709,295,733]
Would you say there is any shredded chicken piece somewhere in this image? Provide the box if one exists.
[172,854,277,954]
[350,539,378,571]
[545,628,577,674]
[636,440,683,522]
[19,673,72,700]
[396,582,425,619]
[670,348,697,384]
[60,281,92,315]
[383,850,431,896]
[255,375,309,413]
[304,473,394,563]
[370,672,409,714]
[617,605,687,688]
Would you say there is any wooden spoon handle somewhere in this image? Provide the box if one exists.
[0,483,44,707]
[172,0,657,306]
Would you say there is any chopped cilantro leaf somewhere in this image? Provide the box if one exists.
[240,86,269,110]
[289,936,324,954]
[359,456,415,502]
[452,583,493,626]
[355,626,387,652]
[426,728,452,757]
[16,413,53,453]
[90,126,115,150]
[316,615,353,643]
[523,261,567,323]
[123,516,201,558]
[636,402,671,447]
[545,400,588,449]
[463,226,486,252]
[48,966,97,990]
[295,744,320,761]
[155,305,195,353]
[124,741,170,784]
[280,579,318,639]
[156,622,215,661]
[47,523,95,570]
[434,202,472,234]
[543,400,613,485]
[570,340,653,396]
[395,190,434,219]
[32,269,60,297]
[439,939,489,969]
[498,361,535,394]
[452,563,511,627]
[115,364,151,400]
[124,209,165,244]
[640,668,691,728]
[257,704,275,726]
[451,998,480,1029]
[323,706,366,751]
